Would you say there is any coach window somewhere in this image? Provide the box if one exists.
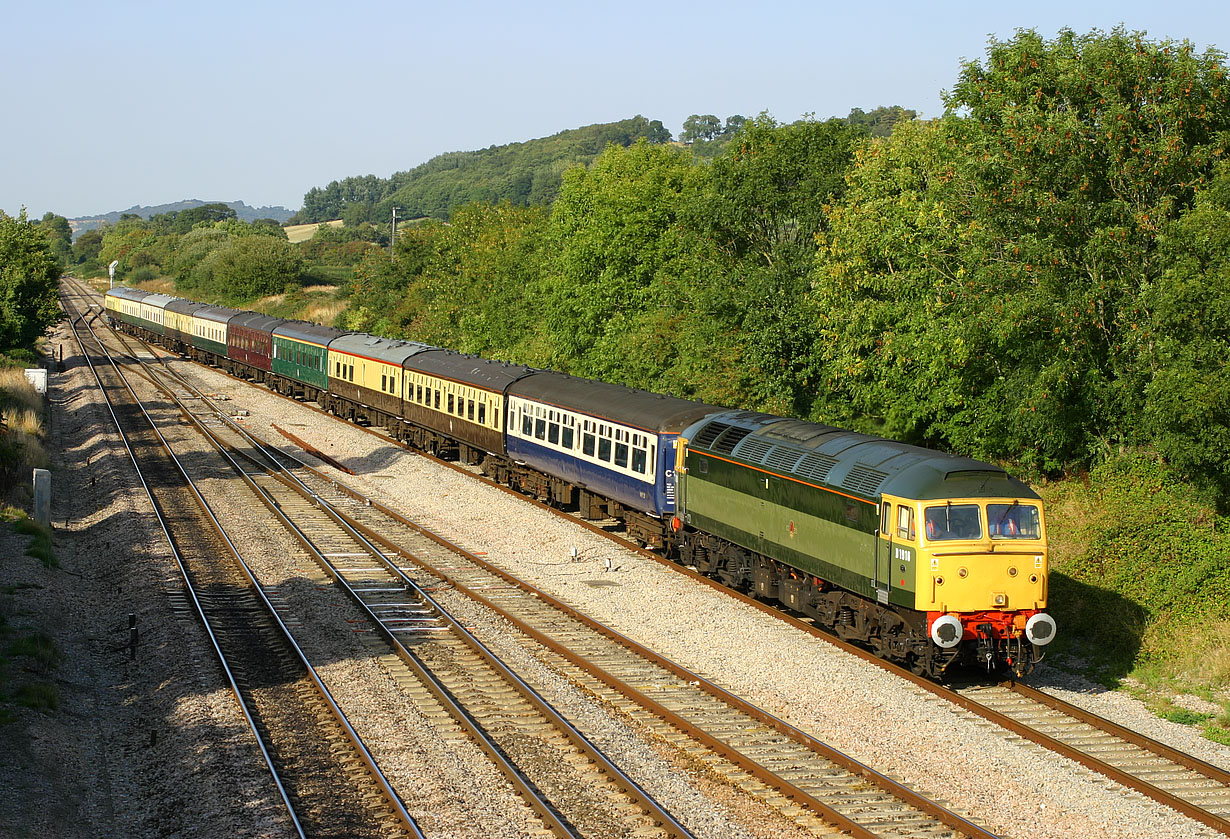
[434,389,440,410]
[478,402,486,425]
[534,416,547,440]
[598,437,612,462]
[561,422,574,450]
[381,374,387,392]
[631,446,647,474]
[447,393,455,414]
[522,411,533,436]
[467,400,475,421]
[582,430,596,457]
[614,437,629,469]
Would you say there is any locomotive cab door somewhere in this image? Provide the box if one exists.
[874,501,893,604]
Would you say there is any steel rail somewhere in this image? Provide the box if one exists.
[63,290,425,839]
[60,293,307,839]
[122,345,694,839]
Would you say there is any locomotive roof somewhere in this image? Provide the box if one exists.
[329,332,436,365]
[510,371,725,433]
[273,321,348,346]
[684,410,1038,502]
[228,312,285,334]
[407,349,536,393]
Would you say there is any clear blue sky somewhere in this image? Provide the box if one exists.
[2,1,1226,220]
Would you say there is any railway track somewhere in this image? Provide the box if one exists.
[948,681,1230,835]
[61,284,422,839]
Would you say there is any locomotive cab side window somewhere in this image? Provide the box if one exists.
[896,506,915,540]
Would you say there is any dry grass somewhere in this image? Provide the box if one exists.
[0,369,44,429]
[0,366,48,503]
[134,277,177,294]
[302,299,348,325]
[285,219,343,244]
[1152,620,1230,689]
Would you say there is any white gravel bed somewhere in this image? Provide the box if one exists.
[0,325,292,838]
[168,353,1230,839]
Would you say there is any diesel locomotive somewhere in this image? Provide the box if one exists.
[103,285,1055,678]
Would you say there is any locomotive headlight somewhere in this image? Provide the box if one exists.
[930,614,964,648]
[1025,612,1057,646]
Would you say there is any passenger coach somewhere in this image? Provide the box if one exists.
[272,321,347,402]
[401,350,535,465]
[502,372,720,548]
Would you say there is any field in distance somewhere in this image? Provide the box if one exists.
[284,219,343,244]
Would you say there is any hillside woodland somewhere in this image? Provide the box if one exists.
[26,27,1230,728]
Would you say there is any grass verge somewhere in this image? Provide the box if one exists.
[1042,451,1230,740]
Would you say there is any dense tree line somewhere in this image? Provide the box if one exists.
[336,28,1230,500]
[91,208,305,301]
[292,116,673,226]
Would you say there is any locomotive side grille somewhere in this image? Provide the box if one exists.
[765,446,805,472]
[797,452,839,483]
[712,426,753,455]
[843,464,889,496]
[692,421,731,450]
[735,438,773,463]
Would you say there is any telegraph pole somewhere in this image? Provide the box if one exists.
[390,207,401,261]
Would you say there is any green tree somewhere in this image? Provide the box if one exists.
[71,228,104,267]
[681,114,721,143]
[691,114,863,414]
[0,210,62,350]
[168,203,237,233]
[543,140,709,384]
[1140,163,1230,495]
[37,212,73,266]
[197,235,304,299]
[844,106,918,137]
[813,27,1230,473]
[374,203,550,357]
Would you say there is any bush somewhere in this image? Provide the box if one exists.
[1043,452,1230,686]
